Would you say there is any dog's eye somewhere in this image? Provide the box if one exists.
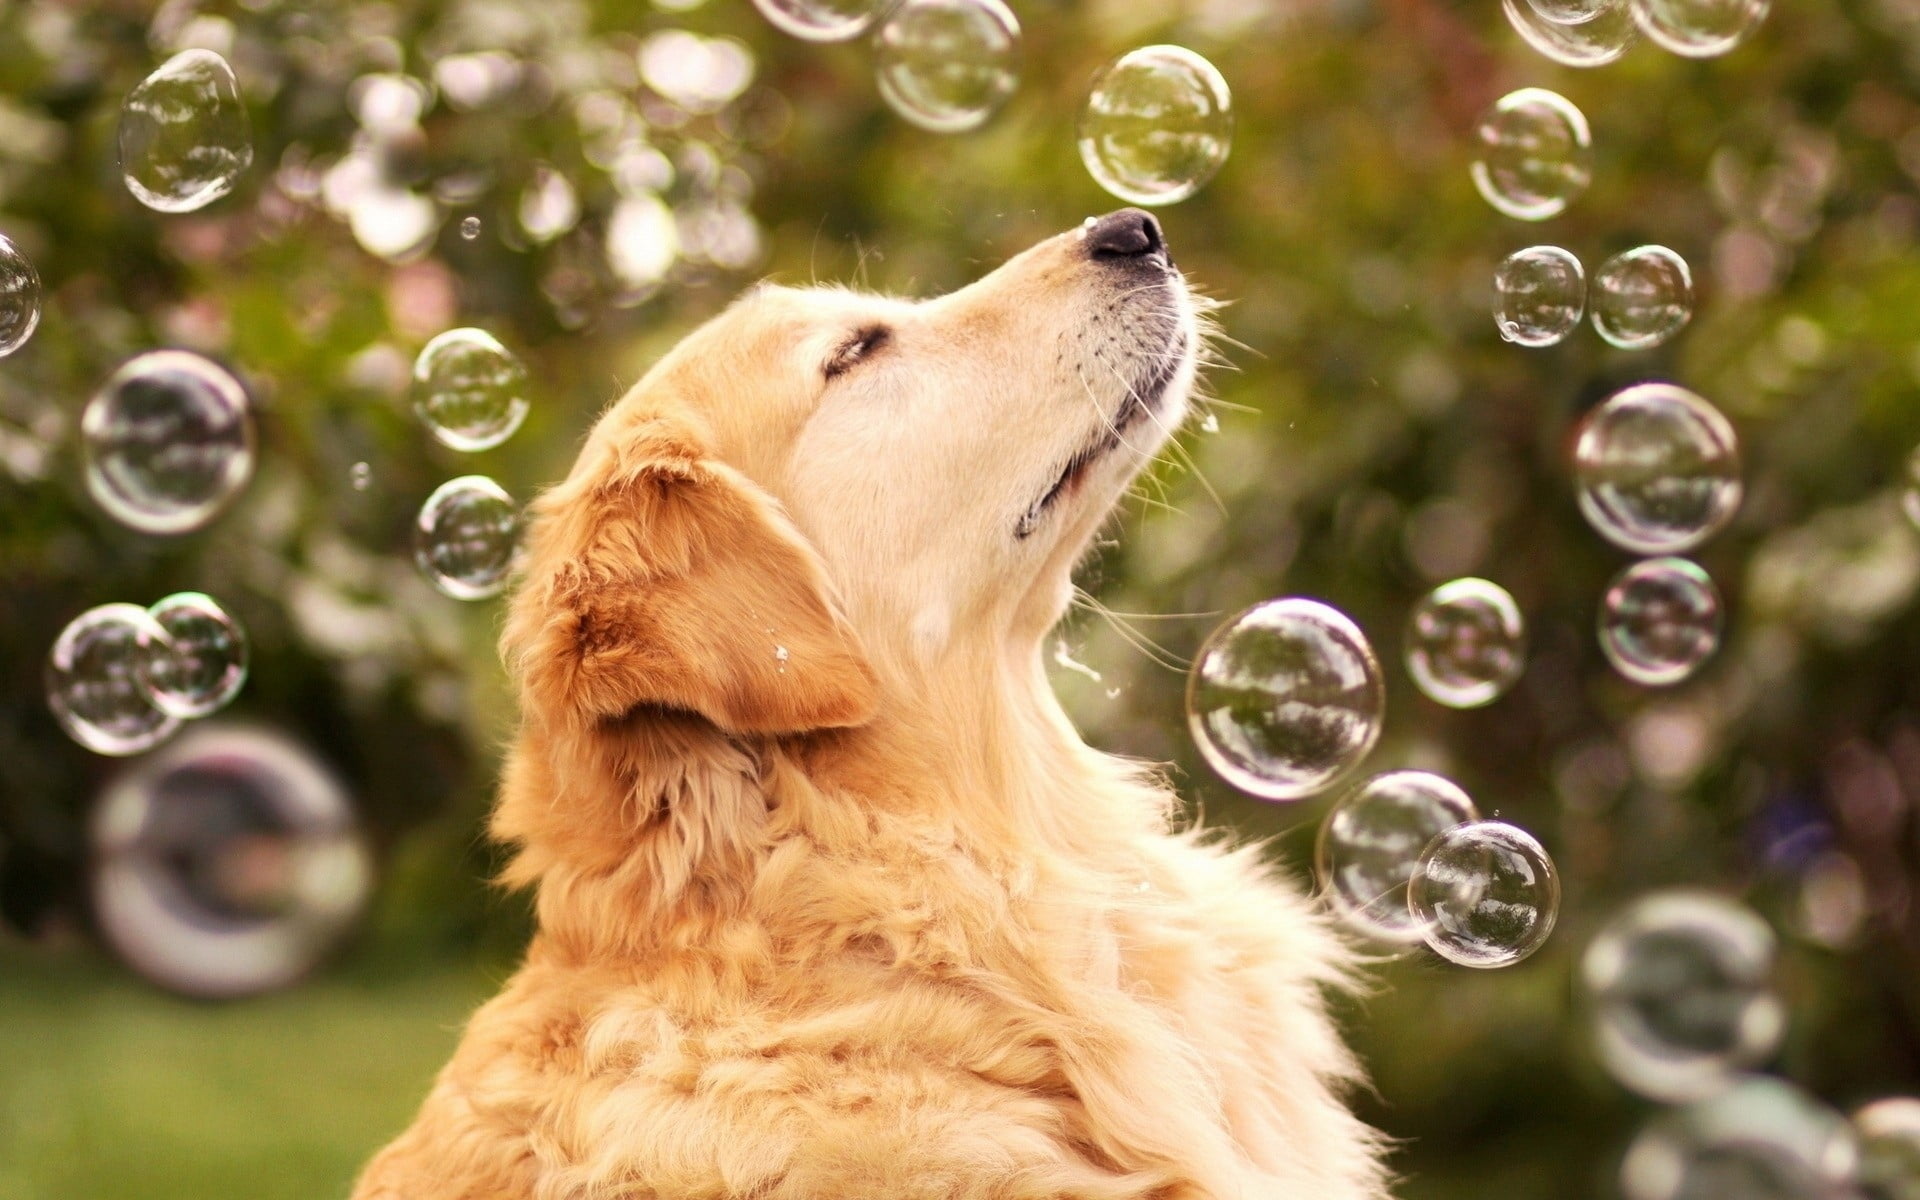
[823,325,890,379]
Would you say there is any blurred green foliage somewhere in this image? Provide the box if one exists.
[2,0,1919,1195]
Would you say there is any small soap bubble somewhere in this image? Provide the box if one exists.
[1592,245,1694,350]
[1599,557,1723,686]
[1078,45,1233,208]
[1187,598,1385,802]
[1528,0,1613,23]
[118,49,254,214]
[415,475,521,600]
[0,233,43,357]
[139,592,248,719]
[1409,820,1560,968]
[459,215,482,240]
[1582,891,1785,1102]
[1316,771,1480,943]
[46,604,181,757]
[1855,1098,1920,1200]
[874,0,1020,134]
[1630,0,1768,57]
[1575,383,1742,555]
[1405,578,1528,708]
[1504,0,1640,66]
[1622,1077,1859,1200]
[411,329,530,452]
[350,461,371,491]
[82,350,256,536]
[752,0,898,41]
[1471,88,1592,221]
[1494,245,1585,347]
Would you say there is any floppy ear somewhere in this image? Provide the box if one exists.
[502,412,878,739]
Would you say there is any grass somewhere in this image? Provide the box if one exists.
[0,945,500,1200]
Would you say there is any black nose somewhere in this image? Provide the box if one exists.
[1084,208,1166,261]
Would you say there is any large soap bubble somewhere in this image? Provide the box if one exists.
[0,233,42,357]
[1317,771,1480,943]
[1574,382,1742,555]
[1591,245,1694,350]
[415,475,522,601]
[1471,88,1592,220]
[1621,1077,1859,1200]
[46,604,182,757]
[82,350,256,536]
[1582,891,1785,1102]
[118,49,254,213]
[1187,598,1385,802]
[1405,577,1528,708]
[1503,0,1640,66]
[1599,557,1724,686]
[874,0,1020,133]
[411,329,531,452]
[752,0,899,42]
[139,592,249,719]
[1630,0,1769,58]
[1410,821,1560,968]
[1079,45,1233,208]
[1494,245,1586,347]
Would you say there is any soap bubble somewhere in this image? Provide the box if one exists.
[1599,558,1724,686]
[1621,1077,1858,1200]
[118,49,254,214]
[1410,821,1560,968]
[1504,0,1640,66]
[1405,578,1528,708]
[349,462,371,491]
[459,216,481,240]
[1528,0,1613,23]
[89,725,373,999]
[1078,45,1234,208]
[415,475,521,600]
[1187,598,1385,802]
[1316,771,1480,943]
[1574,383,1742,555]
[1854,1098,1920,1200]
[411,329,530,452]
[46,604,181,757]
[874,0,1020,133]
[139,592,248,719]
[82,350,256,536]
[1471,88,1592,220]
[1630,0,1768,57]
[0,233,43,357]
[1582,891,1785,1102]
[1494,245,1586,347]
[1592,245,1694,350]
[752,0,898,42]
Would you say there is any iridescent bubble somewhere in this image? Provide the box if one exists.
[1409,821,1560,968]
[1630,0,1768,57]
[1582,891,1785,1102]
[139,592,248,719]
[1574,383,1742,555]
[1592,245,1694,350]
[1528,0,1613,23]
[1187,598,1385,802]
[1621,1077,1858,1200]
[411,329,530,452]
[89,725,373,999]
[1855,1098,1920,1200]
[1078,45,1234,208]
[0,233,43,357]
[752,0,899,42]
[874,0,1020,134]
[459,216,481,240]
[415,475,521,601]
[1494,245,1586,347]
[118,49,254,214]
[1504,0,1640,66]
[46,604,181,757]
[1471,88,1593,220]
[82,350,256,536]
[1405,577,1528,708]
[1599,557,1724,686]
[1316,771,1480,943]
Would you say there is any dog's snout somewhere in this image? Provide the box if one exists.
[1083,209,1165,262]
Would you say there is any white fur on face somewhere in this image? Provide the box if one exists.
[776,224,1198,662]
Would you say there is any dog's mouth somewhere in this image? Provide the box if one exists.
[1015,325,1191,540]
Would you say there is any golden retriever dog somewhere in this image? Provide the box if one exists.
[352,211,1387,1199]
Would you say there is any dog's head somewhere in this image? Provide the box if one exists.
[503,210,1200,743]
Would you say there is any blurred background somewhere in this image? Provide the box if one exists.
[2,0,1918,1196]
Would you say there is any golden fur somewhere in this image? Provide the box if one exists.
[352,214,1388,1199]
